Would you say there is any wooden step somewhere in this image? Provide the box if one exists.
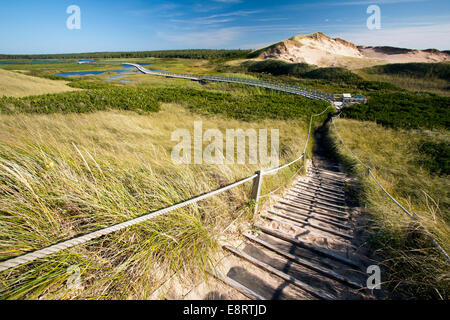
[308,177,345,188]
[308,172,346,183]
[261,213,336,240]
[309,168,345,177]
[255,225,361,269]
[243,233,363,289]
[273,205,351,229]
[296,181,345,196]
[287,192,348,210]
[293,186,346,201]
[291,188,346,204]
[309,168,346,177]
[224,245,335,300]
[297,179,345,191]
[277,201,349,220]
[266,210,353,240]
[210,269,265,300]
[283,197,348,216]
[295,182,345,196]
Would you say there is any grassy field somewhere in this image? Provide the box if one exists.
[329,118,449,299]
[0,60,331,299]
[0,56,448,300]
[0,103,316,299]
[356,70,450,97]
[341,91,450,129]
[0,69,78,97]
[356,62,450,97]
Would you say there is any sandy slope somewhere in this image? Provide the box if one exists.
[0,69,78,97]
[359,46,450,63]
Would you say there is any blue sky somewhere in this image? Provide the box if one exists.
[0,0,449,54]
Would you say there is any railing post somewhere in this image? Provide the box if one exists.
[251,170,263,215]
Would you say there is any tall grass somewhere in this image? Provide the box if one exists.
[0,104,310,299]
[329,118,450,299]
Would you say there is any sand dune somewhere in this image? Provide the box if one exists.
[253,32,450,68]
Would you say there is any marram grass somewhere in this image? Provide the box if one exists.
[329,118,450,299]
[0,104,311,299]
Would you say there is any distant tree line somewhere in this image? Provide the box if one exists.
[0,49,252,61]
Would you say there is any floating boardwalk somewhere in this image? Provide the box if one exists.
[124,63,367,107]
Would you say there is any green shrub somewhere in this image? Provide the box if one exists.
[303,67,363,84]
[341,92,450,129]
[0,86,329,121]
[68,80,113,89]
[366,63,450,81]
[357,80,403,91]
[245,59,314,77]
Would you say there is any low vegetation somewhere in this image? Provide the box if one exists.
[243,60,363,84]
[0,85,328,122]
[244,59,314,77]
[365,62,450,81]
[223,60,402,95]
[341,91,450,129]
[359,63,450,96]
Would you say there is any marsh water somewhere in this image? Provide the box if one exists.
[55,63,154,82]
[0,60,158,82]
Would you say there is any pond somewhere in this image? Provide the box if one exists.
[54,63,157,82]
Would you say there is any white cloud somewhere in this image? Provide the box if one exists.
[205,10,262,19]
[255,17,289,22]
[170,10,261,26]
[171,18,235,25]
[157,28,241,48]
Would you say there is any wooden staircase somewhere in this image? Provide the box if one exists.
[204,156,380,300]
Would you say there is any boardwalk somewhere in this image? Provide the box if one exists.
[124,63,367,107]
